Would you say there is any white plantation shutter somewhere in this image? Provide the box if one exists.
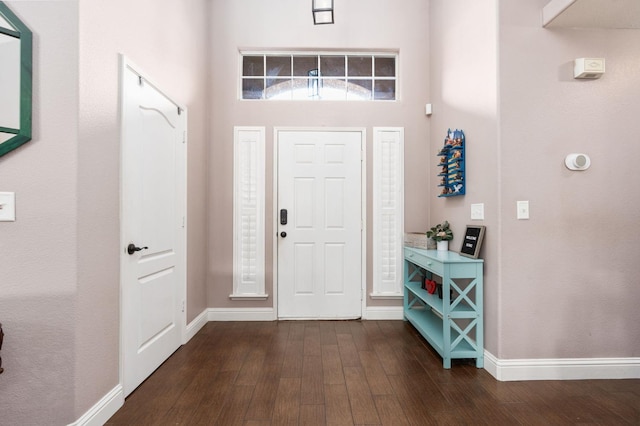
[232,127,267,299]
[372,128,404,298]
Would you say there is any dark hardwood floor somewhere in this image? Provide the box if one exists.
[106,321,640,425]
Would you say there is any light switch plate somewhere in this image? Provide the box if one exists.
[0,192,16,221]
[471,203,484,220]
[517,200,529,220]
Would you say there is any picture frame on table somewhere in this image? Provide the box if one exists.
[459,225,486,259]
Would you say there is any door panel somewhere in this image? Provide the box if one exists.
[277,130,362,319]
[294,243,314,294]
[325,178,345,228]
[325,243,345,294]
[121,62,186,396]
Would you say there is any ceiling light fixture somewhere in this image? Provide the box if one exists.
[312,0,334,25]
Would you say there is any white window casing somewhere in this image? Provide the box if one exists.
[372,127,404,299]
[231,127,268,300]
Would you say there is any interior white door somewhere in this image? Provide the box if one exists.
[277,130,363,319]
[121,61,186,396]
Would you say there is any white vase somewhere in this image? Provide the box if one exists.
[437,240,449,252]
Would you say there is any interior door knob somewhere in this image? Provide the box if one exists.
[280,232,287,238]
[127,243,148,255]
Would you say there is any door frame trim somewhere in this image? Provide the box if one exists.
[272,127,367,320]
[118,55,187,395]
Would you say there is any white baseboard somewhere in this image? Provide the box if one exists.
[362,306,404,320]
[484,350,640,381]
[183,308,208,344]
[68,384,124,426]
[207,307,276,321]
[369,292,403,300]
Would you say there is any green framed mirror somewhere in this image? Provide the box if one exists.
[0,1,32,157]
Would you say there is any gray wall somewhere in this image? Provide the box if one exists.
[429,0,500,354]
[0,2,79,424]
[498,0,640,359]
[77,0,210,416]
[207,0,432,309]
[0,0,210,424]
[430,0,640,360]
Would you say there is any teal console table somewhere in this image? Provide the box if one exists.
[403,247,484,368]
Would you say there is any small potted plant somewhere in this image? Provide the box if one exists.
[426,220,453,251]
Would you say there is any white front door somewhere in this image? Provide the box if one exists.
[120,59,186,396]
[277,129,363,319]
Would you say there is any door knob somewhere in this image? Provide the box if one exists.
[280,232,287,238]
[127,243,148,255]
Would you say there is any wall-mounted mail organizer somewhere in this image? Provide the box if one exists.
[437,129,465,197]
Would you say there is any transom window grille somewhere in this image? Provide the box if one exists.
[241,53,397,101]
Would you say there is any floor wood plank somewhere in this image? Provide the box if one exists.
[325,383,354,425]
[214,384,255,426]
[301,355,325,405]
[344,366,380,424]
[322,344,345,385]
[271,377,301,425]
[299,404,326,426]
[358,350,394,396]
[336,333,361,368]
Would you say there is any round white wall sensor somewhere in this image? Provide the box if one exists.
[565,153,591,170]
